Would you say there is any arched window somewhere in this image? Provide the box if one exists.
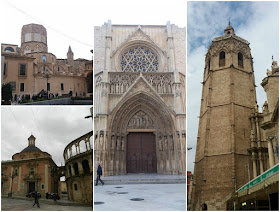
[73,163,79,175]
[58,66,60,72]
[42,56,46,63]
[82,159,90,174]
[4,47,14,52]
[219,51,225,67]
[238,52,243,68]
[120,46,159,72]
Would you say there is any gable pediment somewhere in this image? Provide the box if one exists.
[112,28,166,57]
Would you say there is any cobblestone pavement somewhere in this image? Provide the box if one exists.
[94,184,186,211]
[1,198,92,211]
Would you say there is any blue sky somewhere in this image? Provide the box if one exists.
[187,1,279,172]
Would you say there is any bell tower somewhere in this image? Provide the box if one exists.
[191,24,257,210]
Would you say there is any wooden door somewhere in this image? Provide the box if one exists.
[127,132,157,173]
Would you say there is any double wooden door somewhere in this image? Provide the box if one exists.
[127,132,157,173]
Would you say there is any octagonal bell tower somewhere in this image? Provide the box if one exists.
[21,23,48,54]
[191,23,257,210]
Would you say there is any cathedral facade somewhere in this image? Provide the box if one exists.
[94,21,186,176]
[191,24,279,210]
[1,23,93,101]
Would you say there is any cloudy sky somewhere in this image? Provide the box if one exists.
[187,1,279,172]
[1,107,93,166]
[92,0,187,27]
[0,0,93,60]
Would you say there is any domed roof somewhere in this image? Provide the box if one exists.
[20,145,42,153]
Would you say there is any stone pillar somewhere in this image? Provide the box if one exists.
[252,154,257,178]
[70,164,75,176]
[78,161,84,175]
[268,138,275,168]
[258,152,264,174]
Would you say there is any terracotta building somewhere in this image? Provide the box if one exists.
[94,21,186,176]
[1,23,93,101]
[191,24,279,210]
[1,135,59,196]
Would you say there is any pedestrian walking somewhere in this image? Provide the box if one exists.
[33,191,40,208]
[95,163,104,186]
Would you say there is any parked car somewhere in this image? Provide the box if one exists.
[46,192,60,200]
[26,191,41,198]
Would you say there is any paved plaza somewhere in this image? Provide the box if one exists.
[1,197,92,211]
[94,183,186,211]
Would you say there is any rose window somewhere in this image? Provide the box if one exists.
[120,47,159,72]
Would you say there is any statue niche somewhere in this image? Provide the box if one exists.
[127,111,155,129]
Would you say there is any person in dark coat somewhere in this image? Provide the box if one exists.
[202,203,207,211]
[33,191,40,208]
[95,163,104,186]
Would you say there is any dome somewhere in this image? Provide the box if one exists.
[20,146,42,153]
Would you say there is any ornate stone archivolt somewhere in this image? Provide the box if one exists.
[110,92,175,134]
[120,46,159,72]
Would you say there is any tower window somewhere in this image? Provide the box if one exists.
[42,56,46,63]
[61,83,64,91]
[219,51,225,67]
[58,66,60,72]
[238,52,243,68]
[74,184,78,190]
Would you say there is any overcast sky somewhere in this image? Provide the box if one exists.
[0,0,94,60]
[92,0,187,27]
[187,1,279,172]
[1,107,93,166]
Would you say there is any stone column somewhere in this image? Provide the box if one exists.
[252,154,257,178]
[258,152,264,174]
[267,138,275,168]
[78,161,84,175]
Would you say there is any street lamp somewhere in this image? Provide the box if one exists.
[9,170,17,197]
[42,67,52,99]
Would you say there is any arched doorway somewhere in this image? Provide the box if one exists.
[104,90,177,175]
[127,132,157,173]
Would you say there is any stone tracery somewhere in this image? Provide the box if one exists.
[120,46,159,72]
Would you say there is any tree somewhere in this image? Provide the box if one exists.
[2,83,13,102]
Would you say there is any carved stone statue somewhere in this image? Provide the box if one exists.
[99,134,104,150]
[121,137,125,151]
[158,137,163,151]
[164,136,168,151]
[111,135,115,150]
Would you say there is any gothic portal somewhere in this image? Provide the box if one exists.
[94,21,186,176]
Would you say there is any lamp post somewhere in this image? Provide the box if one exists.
[9,170,17,197]
[42,67,52,99]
